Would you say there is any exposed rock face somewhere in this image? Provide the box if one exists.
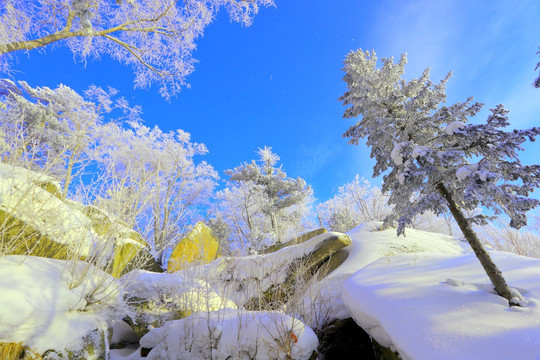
[261,228,328,254]
[0,163,158,277]
[318,318,375,360]
[167,222,221,273]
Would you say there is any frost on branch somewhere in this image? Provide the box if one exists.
[0,0,274,97]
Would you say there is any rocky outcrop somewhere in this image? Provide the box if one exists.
[261,228,328,254]
[167,222,221,273]
[0,163,158,277]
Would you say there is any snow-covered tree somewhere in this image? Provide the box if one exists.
[212,147,313,252]
[0,0,273,98]
[0,79,140,198]
[317,175,391,232]
[94,119,217,263]
[0,80,217,261]
[340,49,540,305]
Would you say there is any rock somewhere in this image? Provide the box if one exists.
[0,164,97,260]
[0,163,157,277]
[42,327,109,360]
[317,318,375,360]
[262,228,327,254]
[167,222,221,272]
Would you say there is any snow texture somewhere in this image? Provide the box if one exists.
[390,142,406,165]
[299,223,466,327]
[444,121,465,135]
[0,255,124,356]
[342,252,540,360]
[138,309,318,360]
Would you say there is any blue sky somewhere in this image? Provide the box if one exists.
[9,0,540,203]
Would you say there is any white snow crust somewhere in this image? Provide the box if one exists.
[300,223,466,326]
[138,309,318,360]
[342,252,540,360]
[0,255,123,356]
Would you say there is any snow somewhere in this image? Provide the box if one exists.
[444,121,466,135]
[390,142,406,165]
[300,222,466,327]
[0,255,124,357]
[342,252,540,360]
[135,309,318,360]
[122,269,237,312]
[456,163,479,180]
[411,145,429,159]
[0,163,98,258]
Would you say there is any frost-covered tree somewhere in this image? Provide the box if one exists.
[95,119,217,262]
[317,175,391,232]
[0,80,217,261]
[0,79,140,198]
[340,49,540,305]
[212,147,313,252]
[0,0,273,97]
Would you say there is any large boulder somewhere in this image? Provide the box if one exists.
[167,222,221,272]
[169,231,352,310]
[0,163,97,260]
[262,228,327,254]
[0,163,158,277]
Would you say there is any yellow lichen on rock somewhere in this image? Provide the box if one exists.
[167,222,220,272]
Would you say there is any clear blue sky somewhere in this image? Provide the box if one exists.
[9,0,540,203]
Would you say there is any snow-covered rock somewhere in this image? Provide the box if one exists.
[139,309,318,360]
[298,222,466,328]
[342,252,540,360]
[0,255,126,358]
[121,270,237,337]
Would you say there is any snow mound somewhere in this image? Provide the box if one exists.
[342,252,540,360]
[139,309,318,360]
[0,255,125,356]
[300,222,466,326]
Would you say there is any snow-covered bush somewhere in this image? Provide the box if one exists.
[139,309,318,360]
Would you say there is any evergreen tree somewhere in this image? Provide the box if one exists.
[340,49,540,305]
[213,146,313,251]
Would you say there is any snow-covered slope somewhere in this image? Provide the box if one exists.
[342,252,540,360]
[300,222,467,326]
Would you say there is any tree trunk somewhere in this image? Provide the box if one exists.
[436,182,519,306]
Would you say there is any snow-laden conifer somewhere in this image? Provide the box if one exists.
[340,49,540,305]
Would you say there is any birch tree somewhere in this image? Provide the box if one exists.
[340,49,540,305]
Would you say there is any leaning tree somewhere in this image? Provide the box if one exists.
[340,49,540,305]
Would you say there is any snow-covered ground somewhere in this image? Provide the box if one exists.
[300,222,467,325]
[4,222,540,360]
[0,256,125,358]
[341,231,540,359]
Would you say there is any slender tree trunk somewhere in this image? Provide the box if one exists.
[436,182,519,306]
